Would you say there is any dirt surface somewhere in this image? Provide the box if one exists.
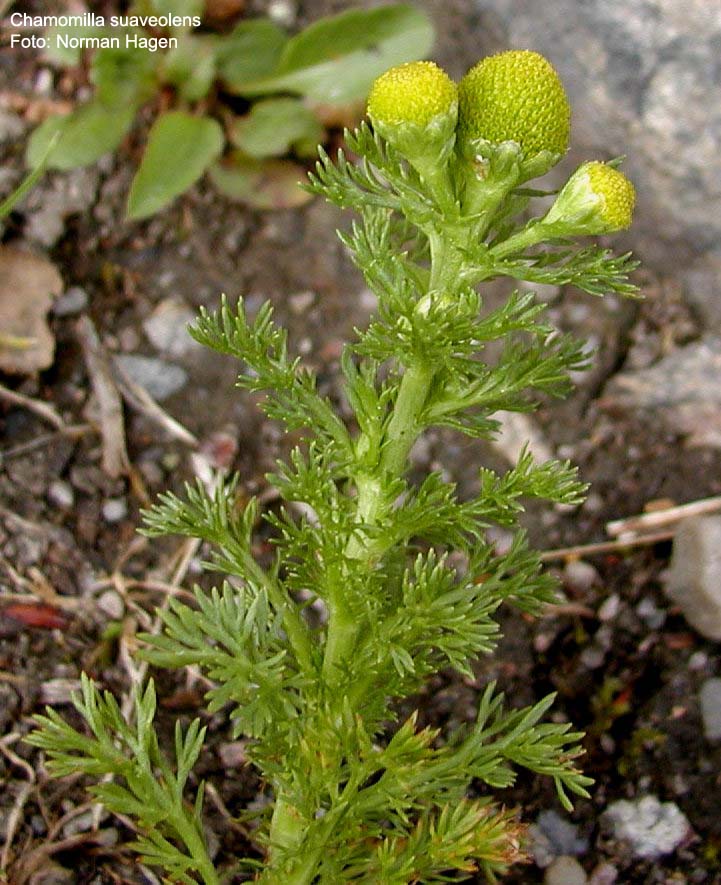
[1,1,721,883]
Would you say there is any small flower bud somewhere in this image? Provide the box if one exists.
[367,61,457,130]
[543,161,635,234]
[459,50,570,158]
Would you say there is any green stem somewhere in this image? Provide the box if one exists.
[321,232,459,687]
[489,218,548,260]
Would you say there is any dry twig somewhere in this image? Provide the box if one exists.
[606,495,721,537]
[76,316,130,479]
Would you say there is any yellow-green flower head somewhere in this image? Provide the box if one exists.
[584,161,635,230]
[544,160,635,234]
[458,50,570,158]
[367,61,458,129]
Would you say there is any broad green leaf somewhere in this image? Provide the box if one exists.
[236,4,434,105]
[44,25,108,65]
[161,35,219,102]
[26,102,135,171]
[91,42,159,108]
[229,98,323,159]
[216,19,288,93]
[209,152,312,209]
[127,112,224,220]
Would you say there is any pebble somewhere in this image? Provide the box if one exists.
[288,290,315,315]
[142,298,199,358]
[663,515,721,640]
[588,862,618,885]
[0,109,24,143]
[102,497,128,523]
[563,559,599,594]
[113,354,188,401]
[598,593,621,621]
[603,795,690,859]
[636,596,667,630]
[97,589,125,620]
[47,479,75,509]
[529,809,588,867]
[699,677,721,740]
[52,285,89,317]
[544,856,587,885]
[267,0,296,27]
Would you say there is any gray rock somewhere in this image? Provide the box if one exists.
[529,809,588,867]
[0,109,25,144]
[563,559,599,593]
[47,479,75,510]
[603,795,690,859]
[663,515,721,639]
[636,596,667,630]
[102,497,128,524]
[113,354,188,401]
[24,167,100,247]
[605,337,721,448]
[142,298,200,358]
[545,856,587,885]
[53,285,89,317]
[474,0,721,326]
[588,863,618,885]
[699,677,721,740]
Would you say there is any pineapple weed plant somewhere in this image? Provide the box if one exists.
[29,51,639,883]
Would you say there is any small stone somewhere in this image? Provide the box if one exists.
[142,298,199,358]
[598,593,621,621]
[102,497,128,523]
[699,677,721,740]
[40,678,82,705]
[113,354,188,401]
[52,285,89,317]
[62,808,107,838]
[288,290,315,314]
[663,515,721,640]
[688,651,709,672]
[580,644,606,670]
[603,795,690,859]
[529,810,588,867]
[588,862,618,885]
[267,0,296,27]
[545,856,587,885]
[563,560,599,594]
[0,109,24,144]
[636,596,667,630]
[97,589,125,620]
[47,479,75,509]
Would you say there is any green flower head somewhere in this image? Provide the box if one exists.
[544,160,635,234]
[584,161,635,230]
[367,61,458,129]
[458,50,570,158]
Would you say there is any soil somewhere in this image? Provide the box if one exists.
[1,2,721,884]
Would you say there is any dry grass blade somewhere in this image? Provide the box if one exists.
[76,316,130,479]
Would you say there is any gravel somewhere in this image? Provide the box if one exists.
[603,795,690,859]
[699,677,721,740]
